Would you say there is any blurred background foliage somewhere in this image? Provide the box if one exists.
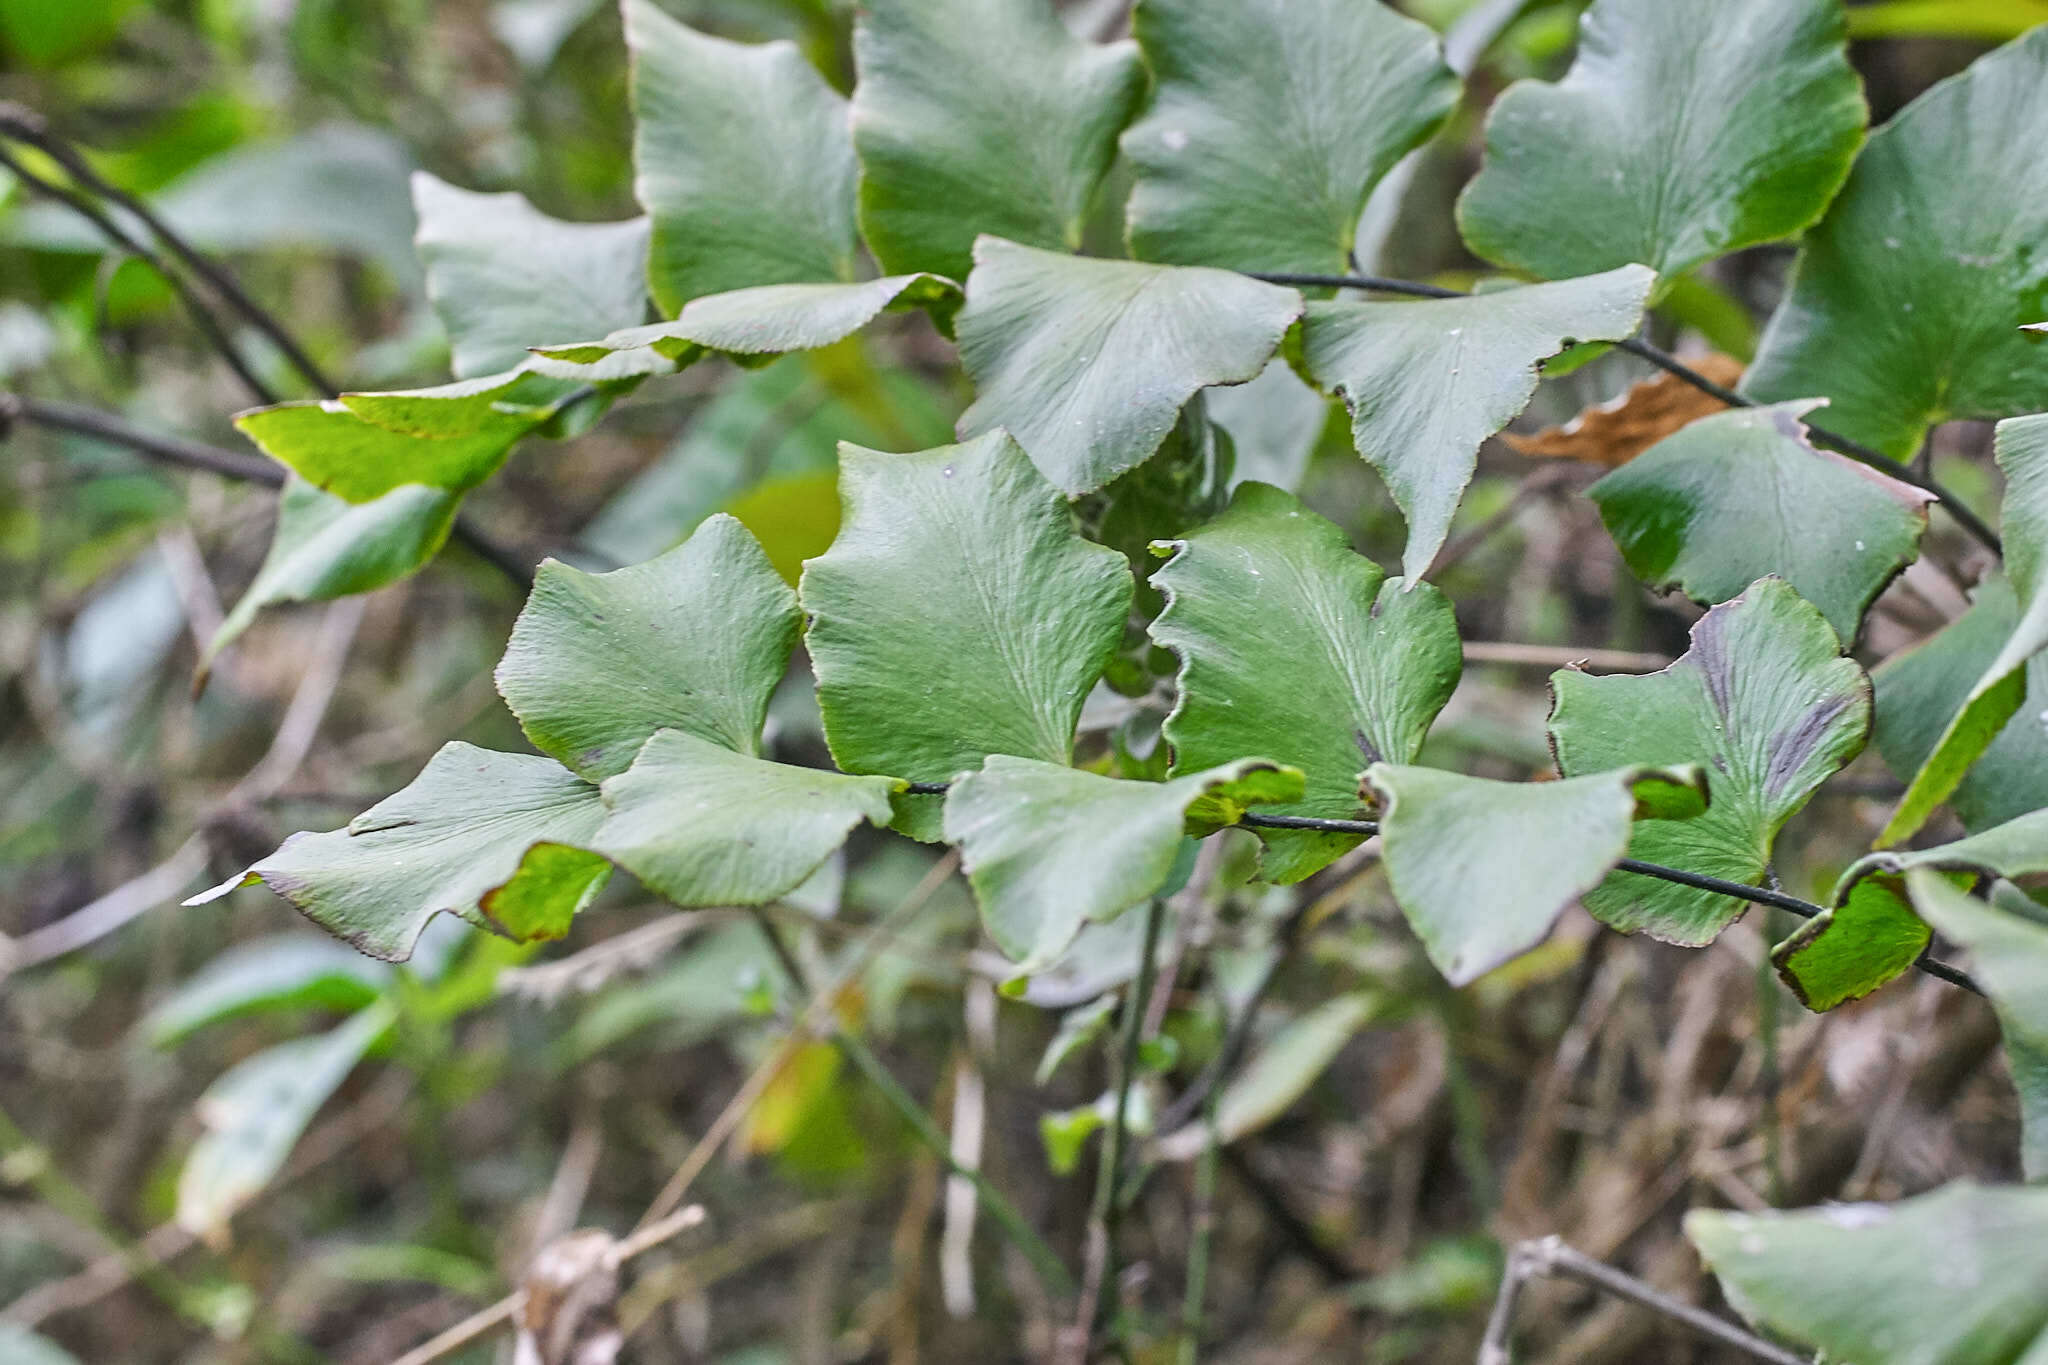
[0,1,2035,1362]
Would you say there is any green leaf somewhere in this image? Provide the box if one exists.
[1742,27,2048,459]
[1770,877,1931,1014]
[800,432,1133,812]
[1210,360,1330,494]
[1874,576,2048,836]
[1120,0,1456,276]
[722,469,843,587]
[1864,808,2048,898]
[1366,763,1709,986]
[1774,806,2048,1010]
[234,396,527,502]
[1879,413,2048,845]
[581,355,955,568]
[944,756,1302,967]
[210,476,459,660]
[143,935,389,1047]
[1907,873,2048,1177]
[1149,482,1463,883]
[532,275,961,374]
[625,0,859,313]
[1298,266,1654,577]
[1455,0,1864,282]
[1040,1100,1109,1175]
[235,371,572,504]
[1548,579,1869,945]
[1589,401,1932,644]
[851,0,1144,280]
[177,1000,394,1240]
[1035,993,1119,1085]
[1688,1182,2048,1365]
[1654,271,1759,363]
[1900,875,2048,1186]
[301,1243,497,1298]
[330,371,561,436]
[1154,992,1383,1160]
[1077,398,1234,595]
[662,273,957,353]
[0,0,139,66]
[412,173,650,380]
[192,744,611,960]
[956,237,1303,495]
[590,730,900,909]
[495,515,798,781]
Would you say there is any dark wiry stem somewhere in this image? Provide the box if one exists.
[0,142,278,406]
[1243,269,2002,556]
[0,391,534,591]
[0,104,338,398]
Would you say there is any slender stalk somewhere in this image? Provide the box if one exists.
[1076,895,1168,1351]
[897,796,1981,996]
[1476,1242,1534,1365]
[386,1291,524,1365]
[1757,934,1786,1207]
[1219,1146,1355,1284]
[1242,269,2002,556]
[4,392,281,483]
[0,103,338,397]
[1176,1080,1221,1365]
[1478,1236,1813,1365]
[1106,901,1168,1224]
[1442,1036,1498,1218]
[1251,270,1462,299]
[0,110,545,592]
[1231,813,1984,996]
[632,854,957,1231]
[747,910,1076,1300]
[1,390,536,592]
[0,142,278,405]
[834,1026,1076,1298]
[1612,857,1830,920]
[0,1103,217,1333]
[1152,851,1368,1137]
[1235,812,1376,835]
[1460,641,1673,672]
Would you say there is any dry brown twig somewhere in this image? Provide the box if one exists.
[1478,1236,1810,1365]
[387,851,964,1365]
[0,597,364,976]
[638,849,961,1232]
[388,1206,710,1365]
[1,1072,411,1330]
[498,911,730,1006]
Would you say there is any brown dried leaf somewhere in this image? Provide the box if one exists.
[1507,354,1746,467]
